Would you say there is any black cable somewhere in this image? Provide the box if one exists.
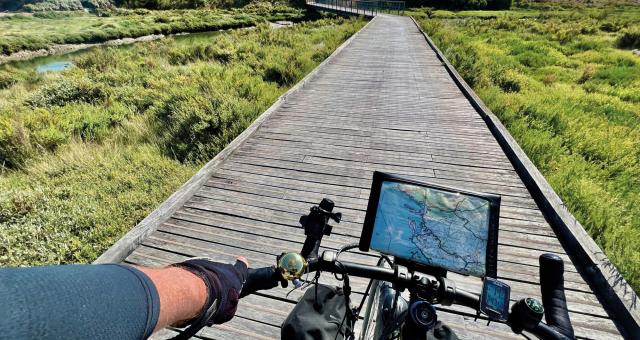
[355,276,375,315]
[336,243,359,259]
[312,271,321,311]
[334,255,394,340]
[354,255,389,316]
[334,243,358,282]
[380,254,393,267]
[333,259,358,340]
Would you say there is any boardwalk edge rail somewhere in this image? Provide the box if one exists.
[94,17,378,264]
[407,16,639,336]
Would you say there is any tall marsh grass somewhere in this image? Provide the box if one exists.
[0,17,366,266]
[0,4,305,55]
[414,5,640,291]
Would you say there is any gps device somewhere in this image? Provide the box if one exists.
[359,172,501,278]
[480,277,511,321]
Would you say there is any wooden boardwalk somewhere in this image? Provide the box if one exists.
[102,15,630,339]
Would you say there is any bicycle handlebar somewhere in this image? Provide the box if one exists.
[539,253,575,339]
[239,266,281,298]
[236,199,574,339]
[240,256,572,340]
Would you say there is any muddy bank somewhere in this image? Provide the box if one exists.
[0,21,294,66]
[0,34,164,65]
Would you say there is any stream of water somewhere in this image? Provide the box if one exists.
[3,30,227,74]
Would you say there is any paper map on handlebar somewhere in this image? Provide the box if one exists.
[370,181,491,277]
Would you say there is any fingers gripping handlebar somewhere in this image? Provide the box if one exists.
[240,266,281,298]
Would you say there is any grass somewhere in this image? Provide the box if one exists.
[0,3,305,55]
[0,16,366,266]
[411,4,640,291]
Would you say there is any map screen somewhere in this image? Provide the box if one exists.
[369,181,491,277]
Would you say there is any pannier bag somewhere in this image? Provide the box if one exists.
[281,284,354,340]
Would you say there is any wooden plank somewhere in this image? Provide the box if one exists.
[193,185,564,253]
[409,16,638,335]
[101,13,628,339]
[93,14,377,264]
[207,169,539,210]
[126,231,616,338]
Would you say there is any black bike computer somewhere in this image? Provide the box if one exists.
[480,277,511,321]
[359,172,501,278]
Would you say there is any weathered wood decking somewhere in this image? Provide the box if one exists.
[99,14,633,339]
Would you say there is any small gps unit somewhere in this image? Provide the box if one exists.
[359,172,501,278]
[480,277,511,321]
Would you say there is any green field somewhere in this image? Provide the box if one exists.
[0,16,366,266]
[411,3,640,291]
[0,4,305,55]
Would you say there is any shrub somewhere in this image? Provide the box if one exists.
[617,29,640,49]
[600,21,621,33]
[542,73,557,86]
[555,28,580,44]
[410,0,510,9]
[487,0,511,10]
[493,70,521,92]
[27,78,108,107]
[592,66,637,86]
[0,16,365,272]
[262,53,301,86]
[516,51,548,68]
[24,0,84,12]
[167,42,235,65]
[0,116,32,169]
[577,64,596,83]
[74,48,120,72]
[494,18,517,31]
[0,71,17,90]
[152,78,258,162]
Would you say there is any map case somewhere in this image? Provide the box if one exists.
[360,172,501,278]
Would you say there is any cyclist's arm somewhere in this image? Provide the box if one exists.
[0,263,208,339]
[137,265,207,332]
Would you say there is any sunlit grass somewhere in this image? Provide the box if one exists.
[0,16,367,266]
[413,5,640,291]
[0,4,305,55]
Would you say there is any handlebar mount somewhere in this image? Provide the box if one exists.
[239,199,575,340]
[299,198,341,260]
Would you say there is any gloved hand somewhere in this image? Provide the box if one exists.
[173,257,248,325]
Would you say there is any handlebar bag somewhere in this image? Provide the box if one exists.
[281,284,354,340]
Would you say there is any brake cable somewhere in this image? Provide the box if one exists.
[329,244,362,340]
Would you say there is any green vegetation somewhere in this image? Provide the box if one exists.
[0,4,305,55]
[113,0,291,10]
[405,0,512,10]
[0,0,298,12]
[0,17,366,265]
[0,0,113,11]
[411,4,640,290]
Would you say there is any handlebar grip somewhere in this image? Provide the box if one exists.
[240,266,280,298]
[539,253,575,339]
[454,289,480,310]
[531,322,572,340]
